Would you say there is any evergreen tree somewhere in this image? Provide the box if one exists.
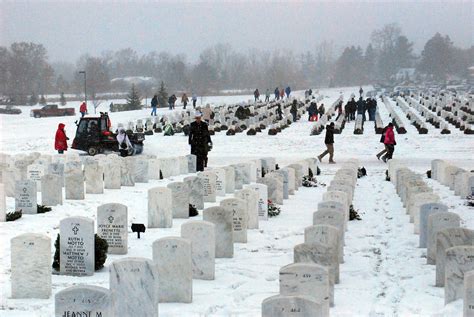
[393,36,414,69]
[59,92,66,106]
[126,84,142,110]
[364,44,377,82]
[28,92,38,106]
[39,94,47,105]
[157,81,168,108]
[418,33,453,80]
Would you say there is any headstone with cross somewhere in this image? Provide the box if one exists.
[59,216,95,276]
[97,203,128,255]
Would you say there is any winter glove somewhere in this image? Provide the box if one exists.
[207,142,213,151]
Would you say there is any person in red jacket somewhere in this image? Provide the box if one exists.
[55,123,69,154]
[79,102,87,117]
[381,122,396,163]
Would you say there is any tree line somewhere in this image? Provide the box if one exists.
[0,23,472,105]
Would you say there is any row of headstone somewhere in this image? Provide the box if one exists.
[262,160,359,316]
[2,153,198,218]
[388,162,474,310]
[431,159,474,199]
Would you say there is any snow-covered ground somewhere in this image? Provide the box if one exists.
[0,87,473,316]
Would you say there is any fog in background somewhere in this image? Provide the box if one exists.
[1,0,472,63]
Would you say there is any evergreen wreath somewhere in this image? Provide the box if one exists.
[268,200,281,217]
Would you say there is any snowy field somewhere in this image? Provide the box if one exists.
[1,86,473,316]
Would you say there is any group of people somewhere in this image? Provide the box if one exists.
[344,97,378,122]
[317,121,397,164]
[307,102,325,121]
[150,92,199,116]
[253,86,292,102]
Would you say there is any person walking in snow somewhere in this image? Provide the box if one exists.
[318,122,336,164]
[54,123,69,154]
[117,127,133,157]
[290,99,298,122]
[189,112,212,172]
[265,89,270,102]
[79,102,87,117]
[192,92,198,109]
[308,102,318,121]
[285,86,291,99]
[254,89,260,102]
[318,103,325,117]
[280,88,285,100]
[376,124,389,160]
[182,93,189,109]
[202,104,213,123]
[381,122,396,162]
[274,87,280,100]
[151,95,158,116]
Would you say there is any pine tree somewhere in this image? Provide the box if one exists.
[28,92,38,106]
[157,81,168,108]
[39,94,47,105]
[59,92,67,106]
[126,84,142,110]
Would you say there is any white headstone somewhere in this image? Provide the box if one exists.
[59,216,95,276]
[0,184,5,222]
[14,180,37,214]
[445,246,474,304]
[245,183,268,221]
[167,182,190,218]
[85,162,104,194]
[65,170,85,200]
[41,174,63,206]
[464,270,474,317]
[220,198,248,243]
[262,295,323,317]
[214,168,227,197]
[148,187,173,228]
[110,257,159,316]
[134,158,149,183]
[97,203,128,255]
[224,166,236,193]
[11,233,51,299]
[153,237,193,303]
[199,171,217,203]
[27,164,45,192]
[203,206,234,258]
[55,285,111,317]
[235,188,259,229]
[120,157,135,186]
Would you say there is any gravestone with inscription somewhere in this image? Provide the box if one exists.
[48,162,65,187]
[427,211,460,265]
[148,187,173,228]
[245,183,268,221]
[153,237,193,303]
[262,295,323,317]
[203,206,234,258]
[14,180,37,214]
[27,164,45,191]
[103,158,121,189]
[55,285,112,317]
[110,257,159,316]
[184,176,204,210]
[445,246,474,304]
[59,216,95,276]
[279,262,330,313]
[436,228,474,287]
[214,168,227,197]
[305,224,342,266]
[97,203,128,255]
[236,188,259,229]
[294,242,338,286]
[11,233,51,299]
[186,154,197,173]
[220,198,248,243]
[181,220,216,280]
[199,171,217,203]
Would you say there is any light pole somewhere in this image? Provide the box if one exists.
[78,71,86,105]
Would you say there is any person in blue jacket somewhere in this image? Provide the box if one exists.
[274,87,280,100]
[285,86,291,98]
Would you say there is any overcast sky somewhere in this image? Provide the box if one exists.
[1,0,472,63]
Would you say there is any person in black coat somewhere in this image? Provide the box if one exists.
[317,122,336,163]
[290,99,298,122]
[189,112,212,171]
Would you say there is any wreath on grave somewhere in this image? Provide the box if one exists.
[6,210,22,221]
[52,234,109,272]
[466,195,474,207]
[37,204,52,214]
[268,200,281,217]
[349,205,362,221]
